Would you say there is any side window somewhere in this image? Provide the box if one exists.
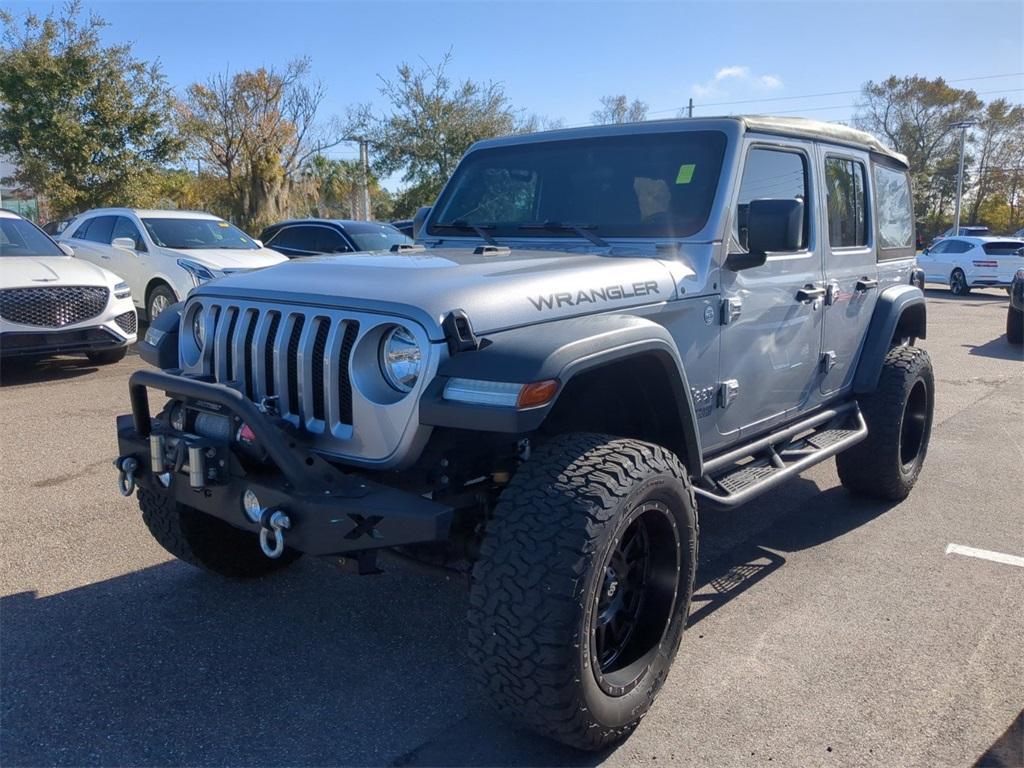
[268,227,313,251]
[311,228,350,253]
[70,218,93,240]
[946,240,972,254]
[80,215,116,244]
[736,147,809,251]
[874,165,913,252]
[112,216,146,251]
[824,157,868,248]
[929,241,948,254]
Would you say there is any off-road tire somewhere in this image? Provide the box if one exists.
[1007,306,1023,344]
[467,433,698,751]
[949,268,971,296]
[86,347,127,365]
[138,488,301,577]
[837,346,934,501]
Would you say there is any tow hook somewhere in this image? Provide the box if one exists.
[259,508,291,559]
[114,456,138,497]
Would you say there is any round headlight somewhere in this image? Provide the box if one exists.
[379,325,422,393]
[192,308,205,348]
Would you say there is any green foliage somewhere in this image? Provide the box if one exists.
[0,1,181,217]
[178,59,342,231]
[296,154,393,221]
[351,51,536,216]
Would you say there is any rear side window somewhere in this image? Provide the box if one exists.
[268,226,317,251]
[79,215,116,244]
[874,165,913,251]
[944,240,973,254]
[981,241,1024,256]
[736,147,809,251]
[825,157,867,247]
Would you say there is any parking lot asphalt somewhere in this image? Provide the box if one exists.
[1,287,1021,768]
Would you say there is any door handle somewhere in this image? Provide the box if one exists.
[796,285,826,303]
[855,277,879,291]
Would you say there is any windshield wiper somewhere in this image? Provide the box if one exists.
[518,221,609,248]
[443,220,498,245]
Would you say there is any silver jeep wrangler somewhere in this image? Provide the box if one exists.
[118,116,932,750]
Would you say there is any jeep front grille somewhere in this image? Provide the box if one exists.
[203,304,360,432]
[0,286,109,328]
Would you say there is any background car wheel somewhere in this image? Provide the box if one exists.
[467,433,698,751]
[138,488,302,577]
[949,269,971,296]
[86,347,127,365]
[1007,306,1024,344]
[146,284,177,322]
[837,346,934,501]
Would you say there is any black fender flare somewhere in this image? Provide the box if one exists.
[418,314,703,476]
[138,301,184,370]
[852,285,927,394]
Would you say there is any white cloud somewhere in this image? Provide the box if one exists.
[689,65,784,101]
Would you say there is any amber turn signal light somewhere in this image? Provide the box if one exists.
[517,379,559,409]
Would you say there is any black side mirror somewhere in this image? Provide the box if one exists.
[922,247,929,255]
[412,206,432,240]
[727,198,804,271]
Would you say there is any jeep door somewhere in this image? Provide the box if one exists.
[818,149,879,394]
[717,140,825,440]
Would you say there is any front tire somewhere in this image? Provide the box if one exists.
[949,268,971,296]
[86,347,127,365]
[138,488,301,577]
[467,433,698,751]
[837,346,934,501]
[146,283,177,322]
[1007,305,1023,344]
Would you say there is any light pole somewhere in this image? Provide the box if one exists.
[950,120,976,235]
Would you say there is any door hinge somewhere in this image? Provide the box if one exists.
[820,351,837,373]
[718,379,740,408]
[825,281,840,306]
[720,297,742,325]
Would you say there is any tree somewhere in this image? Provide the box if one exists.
[178,59,343,231]
[351,51,535,217]
[592,94,648,125]
[0,2,181,217]
[297,154,393,220]
[854,76,982,229]
[965,99,1024,225]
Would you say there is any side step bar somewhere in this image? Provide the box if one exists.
[695,402,867,507]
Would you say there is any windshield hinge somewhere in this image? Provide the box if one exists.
[442,309,481,356]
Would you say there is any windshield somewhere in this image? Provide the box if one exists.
[0,217,65,257]
[344,222,414,252]
[428,130,727,239]
[142,218,258,250]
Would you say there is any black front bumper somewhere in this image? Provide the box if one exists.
[118,370,453,557]
[1,326,127,358]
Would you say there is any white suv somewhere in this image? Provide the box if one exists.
[59,209,286,320]
[917,235,1024,295]
[1,209,136,364]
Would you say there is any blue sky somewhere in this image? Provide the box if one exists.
[8,0,1024,170]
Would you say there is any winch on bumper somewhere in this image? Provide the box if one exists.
[115,369,453,561]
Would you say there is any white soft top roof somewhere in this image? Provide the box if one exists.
[737,116,908,167]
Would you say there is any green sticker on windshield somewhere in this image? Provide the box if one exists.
[675,164,695,184]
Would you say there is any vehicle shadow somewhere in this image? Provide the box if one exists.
[0,482,895,768]
[0,347,141,387]
[973,709,1023,767]
[963,336,1024,361]
[924,288,1008,304]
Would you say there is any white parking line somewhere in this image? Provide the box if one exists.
[945,543,1024,568]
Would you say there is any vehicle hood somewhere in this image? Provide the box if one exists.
[195,247,683,339]
[163,247,287,270]
[0,256,118,290]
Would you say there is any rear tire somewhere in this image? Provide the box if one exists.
[138,488,301,577]
[1007,306,1023,344]
[949,269,971,296]
[467,433,698,751]
[86,347,127,365]
[837,346,934,501]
